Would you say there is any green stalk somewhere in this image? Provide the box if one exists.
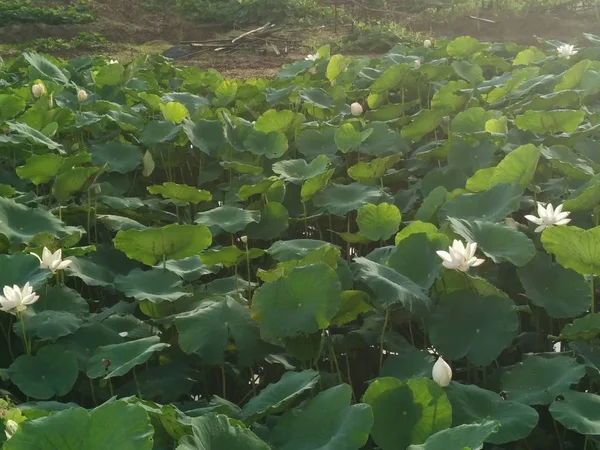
[379,308,389,372]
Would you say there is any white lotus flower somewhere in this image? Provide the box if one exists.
[240,235,248,244]
[31,83,46,98]
[305,53,318,61]
[525,202,571,233]
[108,59,119,64]
[424,39,432,48]
[414,59,421,69]
[557,44,577,59]
[4,419,17,439]
[432,357,452,387]
[436,240,485,272]
[0,283,39,315]
[350,102,363,116]
[77,89,88,102]
[31,247,72,273]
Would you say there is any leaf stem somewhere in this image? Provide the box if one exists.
[591,276,595,314]
[379,308,389,372]
[553,420,564,450]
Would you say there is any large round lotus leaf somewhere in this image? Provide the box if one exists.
[313,183,394,216]
[380,346,435,381]
[428,290,518,366]
[514,109,585,134]
[559,313,600,341]
[273,154,330,184]
[16,153,63,185]
[414,186,447,222]
[446,382,539,444]
[488,143,540,189]
[159,256,220,281]
[251,263,341,340]
[352,257,430,316]
[299,87,335,109]
[147,182,212,205]
[0,198,71,244]
[52,167,100,203]
[541,225,600,275]
[270,384,373,450]
[370,64,411,94]
[347,154,402,183]
[500,354,586,405]
[195,206,261,234]
[18,285,88,340]
[57,322,123,369]
[87,336,169,379]
[517,252,590,318]
[450,218,535,267]
[406,421,499,450]
[439,183,523,222]
[8,344,79,400]
[246,202,289,241]
[4,400,153,450]
[241,369,320,422]
[98,214,146,232]
[89,141,142,174]
[0,253,50,290]
[139,120,181,147]
[200,246,263,268]
[296,128,338,159]
[177,414,270,450]
[267,239,332,261]
[563,174,600,211]
[113,224,212,266]
[362,377,452,450]
[114,268,190,303]
[175,297,261,366]
[244,130,289,159]
[387,233,445,290]
[335,123,361,153]
[356,203,402,241]
[182,118,226,157]
[549,390,600,435]
[67,256,119,287]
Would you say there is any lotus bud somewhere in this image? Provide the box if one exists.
[5,419,18,439]
[432,356,452,387]
[31,83,46,98]
[77,89,88,102]
[424,39,432,48]
[414,59,421,69]
[350,102,363,117]
[240,235,248,245]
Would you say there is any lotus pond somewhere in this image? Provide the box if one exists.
[1,35,600,449]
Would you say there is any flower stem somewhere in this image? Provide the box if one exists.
[18,314,30,355]
[133,367,142,399]
[379,308,389,372]
[591,276,595,314]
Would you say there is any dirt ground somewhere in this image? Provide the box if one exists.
[1,0,599,78]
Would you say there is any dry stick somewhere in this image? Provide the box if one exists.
[232,22,272,44]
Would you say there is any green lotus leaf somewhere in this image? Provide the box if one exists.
[147,182,212,204]
[200,246,264,268]
[113,224,212,266]
[563,173,600,211]
[362,377,452,450]
[428,290,518,366]
[53,167,100,203]
[440,183,522,222]
[380,346,435,381]
[406,422,499,450]
[270,384,373,450]
[517,252,590,318]
[114,268,190,303]
[87,336,169,379]
[541,225,600,275]
[447,382,538,444]
[272,155,330,184]
[255,109,295,134]
[559,313,600,340]
[296,128,338,159]
[161,101,189,123]
[177,414,269,450]
[501,354,586,405]
[335,123,361,153]
[182,118,226,157]
[450,218,535,267]
[370,63,410,93]
[195,206,261,234]
[175,297,261,366]
[489,144,540,189]
[240,369,320,422]
[244,129,288,159]
[251,263,341,340]
[357,203,402,241]
[331,290,374,326]
[514,109,585,134]
[352,257,430,316]
[347,154,402,182]
[550,390,600,435]
[16,153,63,185]
[446,36,488,58]
[8,344,79,400]
[314,183,393,216]
[89,141,142,174]
[246,202,289,240]
[3,400,153,450]
[24,52,69,85]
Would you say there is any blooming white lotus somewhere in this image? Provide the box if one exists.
[77,89,88,102]
[31,247,72,273]
[436,240,485,272]
[305,53,318,61]
[424,39,432,48]
[557,44,577,59]
[4,419,17,439]
[432,357,452,387]
[31,83,46,98]
[0,283,39,315]
[525,202,571,233]
[350,102,363,116]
